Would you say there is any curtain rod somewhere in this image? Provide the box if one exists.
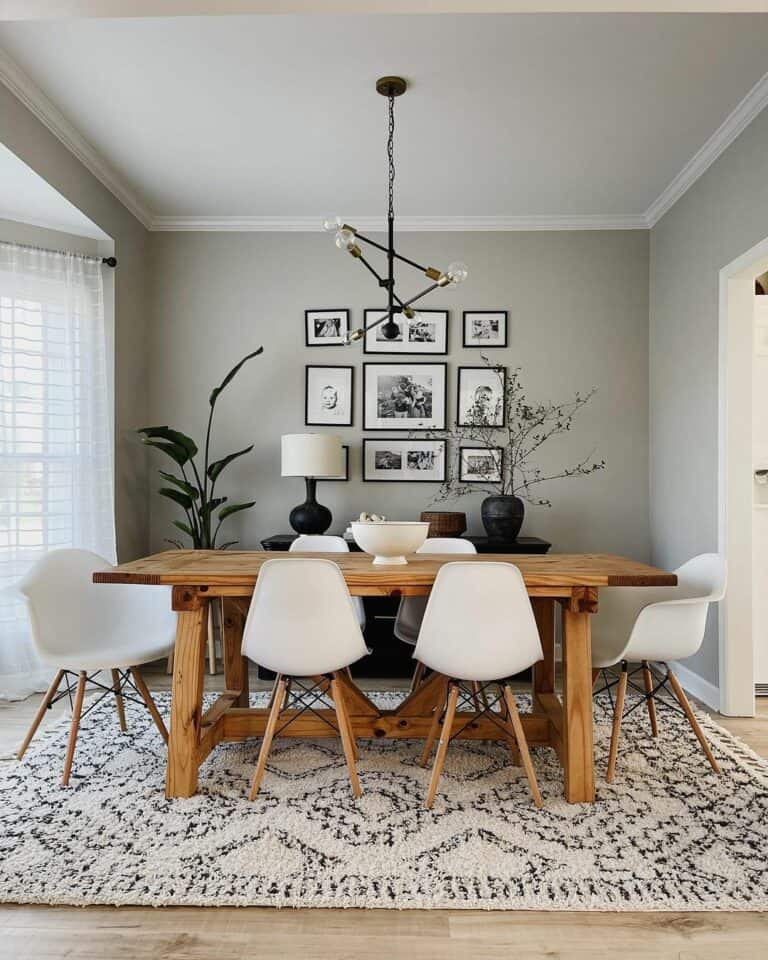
[0,238,116,267]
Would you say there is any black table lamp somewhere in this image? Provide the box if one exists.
[281,433,343,535]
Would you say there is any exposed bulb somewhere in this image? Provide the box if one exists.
[447,261,469,285]
[335,228,356,250]
[344,328,365,345]
[323,216,343,232]
[404,310,423,327]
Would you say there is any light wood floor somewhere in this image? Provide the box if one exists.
[1,664,766,960]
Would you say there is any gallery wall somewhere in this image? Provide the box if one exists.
[146,229,650,557]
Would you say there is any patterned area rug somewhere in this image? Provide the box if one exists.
[1,689,767,910]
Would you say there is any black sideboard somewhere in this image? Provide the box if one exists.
[258,532,552,679]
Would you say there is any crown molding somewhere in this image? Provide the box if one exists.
[644,70,768,228]
[150,213,649,232]
[0,47,152,229]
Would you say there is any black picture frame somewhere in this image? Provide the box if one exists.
[459,446,504,483]
[305,308,350,347]
[305,364,354,426]
[457,365,507,428]
[363,309,449,355]
[326,444,350,481]
[362,438,447,482]
[462,310,508,348]
[363,361,448,431]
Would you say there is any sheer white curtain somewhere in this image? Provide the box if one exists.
[0,242,115,700]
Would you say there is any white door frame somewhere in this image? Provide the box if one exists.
[718,234,768,716]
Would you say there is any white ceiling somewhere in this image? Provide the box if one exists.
[0,140,107,238]
[0,13,766,227]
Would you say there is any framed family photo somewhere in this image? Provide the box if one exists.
[305,309,349,346]
[463,310,507,348]
[363,309,448,354]
[305,365,354,426]
[363,439,446,482]
[460,446,503,483]
[457,365,506,427]
[363,362,447,431]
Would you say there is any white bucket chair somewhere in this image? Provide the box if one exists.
[241,557,369,799]
[17,549,175,786]
[289,535,366,630]
[591,553,727,783]
[413,561,544,809]
[394,537,477,692]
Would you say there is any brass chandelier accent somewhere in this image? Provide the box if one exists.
[324,76,467,345]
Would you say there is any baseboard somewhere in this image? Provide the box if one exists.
[669,660,721,711]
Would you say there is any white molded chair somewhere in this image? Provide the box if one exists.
[17,549,175,785]
[241,557,369,799]
[395,538,477,692]
[591,553,727,783]
[289,535,366,629]
[413,561,544,809]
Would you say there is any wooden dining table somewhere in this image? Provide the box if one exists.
[95,550,676,804]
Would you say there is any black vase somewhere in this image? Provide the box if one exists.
[289,477,332,535]
[481,495,524,541]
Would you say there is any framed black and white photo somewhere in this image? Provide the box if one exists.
[327,444,350,481]
[457,365,506,427]
[363,362,447,431]
[305,309,349,347]
[463,310,507,348]
[363,309,448,354]
[460,446,503,483]
[363,438,446,482]
[305,365,354,426]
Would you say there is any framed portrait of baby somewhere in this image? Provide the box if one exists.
[457,365,506,427]
[305,365,354,426]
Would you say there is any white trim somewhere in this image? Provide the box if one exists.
[0,47,152,229]
[148,214,648,232]
[670,660,721,712]
[644,71,768,227]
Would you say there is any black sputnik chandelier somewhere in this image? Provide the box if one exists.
[323,76,467,345]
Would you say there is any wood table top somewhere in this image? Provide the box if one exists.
[94,549,677,589]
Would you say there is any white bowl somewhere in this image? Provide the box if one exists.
[351,521,429,565]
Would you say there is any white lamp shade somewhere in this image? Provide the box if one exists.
[281,433,343,478]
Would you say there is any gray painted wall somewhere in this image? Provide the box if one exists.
[0,218,99,256]
[0,84,150,561]
[650,106,768,685]
[147,230,650,559]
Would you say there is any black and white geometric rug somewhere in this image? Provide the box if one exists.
[1,690,767,910]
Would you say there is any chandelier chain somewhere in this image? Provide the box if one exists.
[388,93,395,221]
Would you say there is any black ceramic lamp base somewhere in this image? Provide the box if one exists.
[289,477,332,535]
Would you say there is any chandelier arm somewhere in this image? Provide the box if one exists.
[356,252,388,286]
[354,231,430,277]
[391,250,430,274]
[400,282,441,310]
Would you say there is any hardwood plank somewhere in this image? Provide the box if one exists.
[221,598,249,707]
[166,603,208,799]
[561,607,595,803]
[531,597,555,711]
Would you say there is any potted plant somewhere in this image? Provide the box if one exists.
[425,359,605,540]
[138,347,263,549]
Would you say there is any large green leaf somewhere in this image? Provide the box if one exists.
[159,471,199,499]
[199,496,227,518]
[207,444,254,482]
[141,438,190,467]
[158,487,194,511]
[171,519,194,538]
[209,347,263,408]
[217,501,256,522]
[138,426,198,459]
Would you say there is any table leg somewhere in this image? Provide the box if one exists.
[166,600,208,799]
[221,598,249,708]
[561,607,595,803]
[531,598,555,712]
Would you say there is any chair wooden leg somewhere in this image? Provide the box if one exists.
[331,675,362,798]
[249,677,287,800]
[606,664,628,784]
[130,666,169,743]
[642,661,659,737]
[667,670,721,775]
[111,669,127,732]
[470,680,482,713]
[425,683,459,809]
[592,668,601,690]
[62,671,87,787]
[207,603,216,675]
[503,685,543,808]
[17,669,65,760]
[420,682,448,767]
[166,649,174,675]
[409,660,426,694]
